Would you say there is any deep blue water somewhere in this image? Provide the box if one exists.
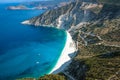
[0,3,66,80]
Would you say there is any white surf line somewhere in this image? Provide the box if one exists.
[21,20,31,25]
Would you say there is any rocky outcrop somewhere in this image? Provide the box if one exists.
[7,5,28,10]
[24,0,98,30]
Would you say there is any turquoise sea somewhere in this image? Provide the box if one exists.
[0,3,66,80]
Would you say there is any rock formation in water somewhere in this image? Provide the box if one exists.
[7,5,28,10]
[23,0,120,80]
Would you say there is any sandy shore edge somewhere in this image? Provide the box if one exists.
[49,31,77,74]
[21,20,77,74]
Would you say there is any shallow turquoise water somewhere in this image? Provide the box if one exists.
[0,3,66,79]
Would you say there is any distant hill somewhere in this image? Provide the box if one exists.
[7,0,74,10]
[21,0,74,9]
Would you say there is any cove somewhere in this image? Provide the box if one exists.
[0,3,66,79]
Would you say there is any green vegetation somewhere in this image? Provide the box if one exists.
[77,44,120,56]
[99,19,120,42]
[101,29,120,42]
[39,74,67,80]
[17,78,35,80]
[17,74,67,80]
[98,0,120,5]
[65,51,120,80]
[90,7,102,14]
[85,51,120,80]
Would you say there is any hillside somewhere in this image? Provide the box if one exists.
[98,0,120,5]
[22,0,120,80]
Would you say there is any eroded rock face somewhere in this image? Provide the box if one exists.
[26,0,97,30]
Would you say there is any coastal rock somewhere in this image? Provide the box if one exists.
[7,5,28,10]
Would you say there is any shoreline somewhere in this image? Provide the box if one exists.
[21,20,77,75]
[49,31,77,74]
[21,20,31,25]
[21,20,54,27]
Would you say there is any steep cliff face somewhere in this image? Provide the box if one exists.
[26,0,98,30]
[23,0,120,80]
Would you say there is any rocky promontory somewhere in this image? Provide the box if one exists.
[7,5,28,10]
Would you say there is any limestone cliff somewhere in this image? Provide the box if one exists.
[25,0,98,30]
